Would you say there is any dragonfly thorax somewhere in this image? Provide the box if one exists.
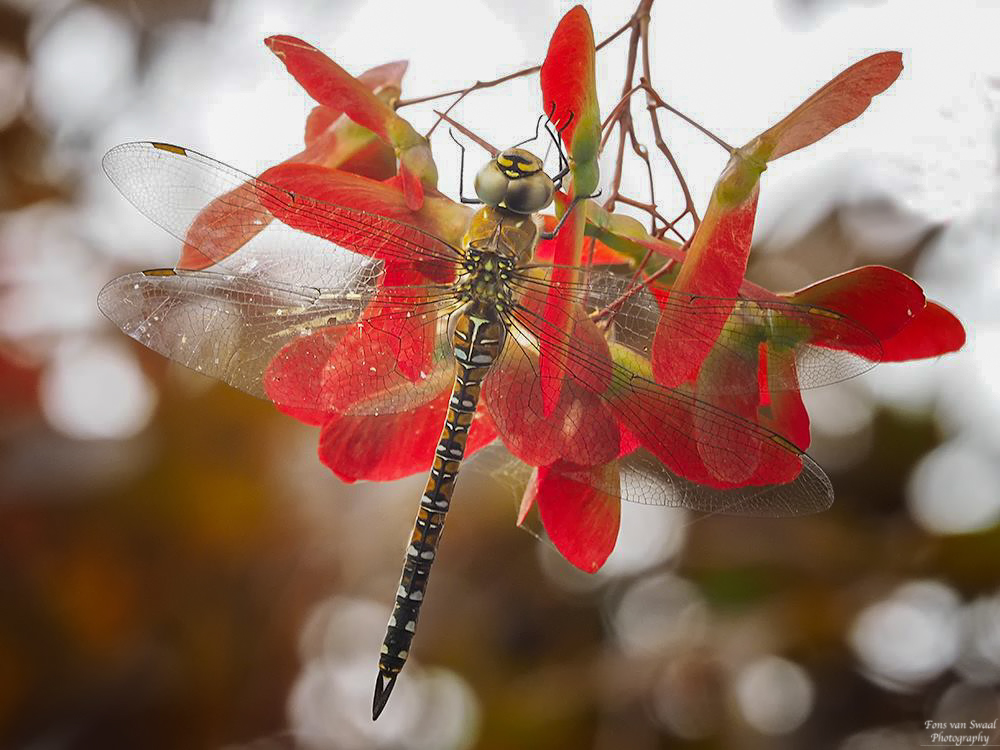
[455,247,515,310]
[463,205,538,264]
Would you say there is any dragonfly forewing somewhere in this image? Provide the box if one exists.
[103,142,465,286]
[99,270,459,416]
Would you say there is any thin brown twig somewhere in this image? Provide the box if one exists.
[592,239,687,325]
[614,194,675,234]
[432,110,499,155]
[400,15,634,110]
[601,3,645,214]
[647,88,735,153]
[626,124,661,235]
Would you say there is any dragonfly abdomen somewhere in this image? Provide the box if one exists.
[373,304,505,720]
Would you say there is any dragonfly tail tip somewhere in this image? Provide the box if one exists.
[372,671,397,720]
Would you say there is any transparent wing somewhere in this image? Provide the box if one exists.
[481,278,833,517]
[98,269,459,415]
[102,142,464,287]
[510,268,881,393]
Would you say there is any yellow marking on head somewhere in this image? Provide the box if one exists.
[141,268,178,277]
[151,143,187,155]
[497,155,514,167]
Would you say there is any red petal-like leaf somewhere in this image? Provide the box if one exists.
[265,326,348,425]
[364,263,438,382]
[538,208,586,414]
[758,347,811,449]
[266,35,396,140]
[786,265,925,342]
[540,5,600,196]
[319,394,497,483]
[305,105,338,146]
[266,36,436,208]
[751,52,903,162]
[694,338,762,482]
[304,60,408,145]
[257,163,466,283]
[529,460,620,573]
[179,185,272,270]
[881,300,965,361]
[180,60,406,270]
[622,385,801,488]
[540,6,598,149]
[484,312,618,469]
[652,180,760,387]
[648,53,901,385]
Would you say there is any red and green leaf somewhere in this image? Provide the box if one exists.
[747,52,903,162]
[652,52,903,387]
[257,163,468,282]
[266,35,437,209]
[303,59,408,145]
[179,59,406,270]
[540,5,600,196]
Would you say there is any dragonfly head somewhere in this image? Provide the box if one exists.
[474,147,555,215]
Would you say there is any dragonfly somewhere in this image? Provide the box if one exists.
[98,138,881,720]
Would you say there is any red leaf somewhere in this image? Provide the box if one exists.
[881,300,965,362]
[538,209,586,414]
[622,386,801,488]
[752,52,903,162]
[484,313,618,469]
[303,60,408,145]
[257,163,464,283]
[266,35,396,140]
[179,185,273,270]
[261,163,409,219]
[319,394,497,483]
[399,163,424,211]
[364,263,438,382]
[651,184,759,387]
[180,60,405,270]
[540,5,598,150]
[305,106,338,146]
[646,53,902,385]
[786,265,925,342]
[266,36,436,208]
[266,318,497,483]
[529,460,620,573]
[758,348,811,449]
[694,338,763,482]
[264,326,348,425]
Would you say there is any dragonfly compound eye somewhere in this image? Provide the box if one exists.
[503,172,555,214]
[474,161,509,207]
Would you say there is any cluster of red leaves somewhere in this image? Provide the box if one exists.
[182,7,964,573]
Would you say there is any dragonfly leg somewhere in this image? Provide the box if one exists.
[449,129,484,206]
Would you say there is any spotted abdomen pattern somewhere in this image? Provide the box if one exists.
[373,303,505,717]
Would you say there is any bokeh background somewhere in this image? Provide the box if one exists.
[1,0,998,748]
